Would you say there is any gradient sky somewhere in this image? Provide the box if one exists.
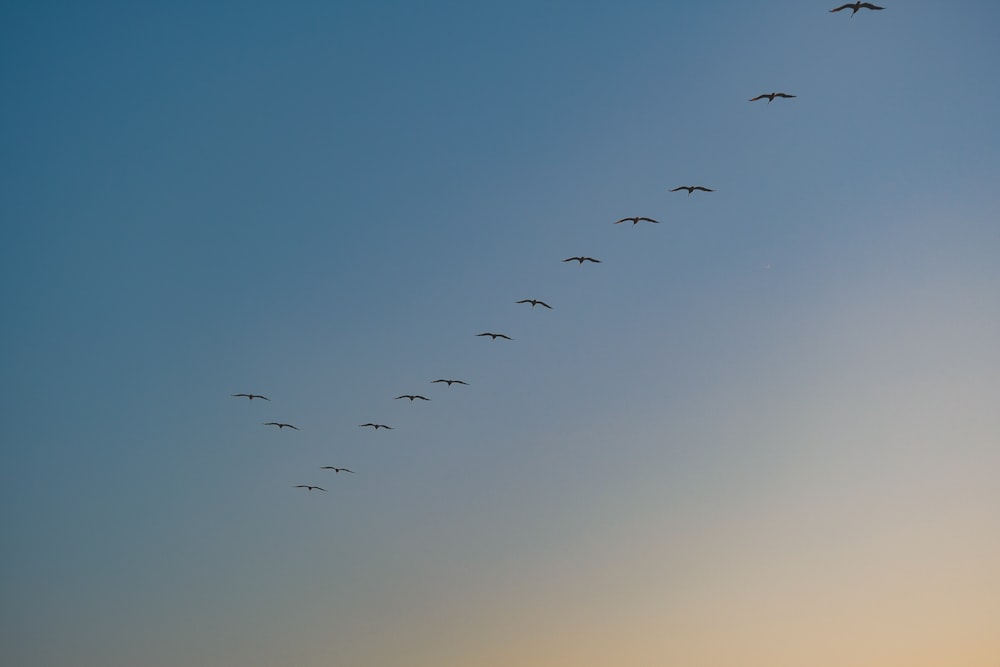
[2,2,999,666]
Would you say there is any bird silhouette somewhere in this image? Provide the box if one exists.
[563,256,601,264]
[232,393,270,401]
[295,485,326,492]
[477,332,513,340]
[432,379,469,386]
[359,423,394,430]
[830,2,884,15]
[614,216,659,225]
[320,467,354,474]
[264,422,299,430]
[670,186,714,195]
[516,299,553,309]
[395,394,430,401]
[749,92,796,103]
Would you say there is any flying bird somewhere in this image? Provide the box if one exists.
[432,379,468,386]
[614,216,659,225]
[670,186,714,196]
[395,394,430,401]
[264,422,299,430]
[232,393,270,401]
[320,467,354,474]
[477,332,513,340]
[295,485,326,492]
[516,299,553,309]
[749,92,796,103]
[563,256,602,264]
[359,423,394,430]
[830,2,884,15]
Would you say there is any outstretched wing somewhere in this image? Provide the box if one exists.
[829,4,853,12]
[693,186,714,192]
[775,93,796,98]
[669,186,689,192]
[749,94,768,101]
[860,2,884,9]
[638,217,659,223]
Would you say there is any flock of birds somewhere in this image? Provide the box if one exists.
[230,3,887,495]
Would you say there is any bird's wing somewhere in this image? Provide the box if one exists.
[775,93,796,98]
[415,396,429,400]
[359,423,374,427]
[860,2,884,8]
[259,396,271,400]
[669,187,686,192]
[498,334,512,340]
[538,301,553,309]
[288,425,299,430]
[232,393,249,397]
[343,469,354,473]
[749,94,767,101]
[314,487,327,491]
[639,217,659,223]
[586,257,602,263]
[694,186,714,192]
[516,299,531,304]
[394,395,407,399]
[613,218,631,224]
[829,4,852,12]
[264,422,278,426]
[321,466,334,469]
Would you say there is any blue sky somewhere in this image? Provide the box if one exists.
[2,2,999,665]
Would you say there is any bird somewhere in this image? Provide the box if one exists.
[830,2,884,15]
[264,422,299,430]
[477,332,513,340]
[320,467,354,474]
[432,379,468,386]
[232,393,270,401]
[295,485,326,492]
[614,216,659,225]
[749,92,796,103]
[516,299,553,309]
[563,256,601,264]
[395,394,430,401]
[359,423,394,430]
[670,186,714,196]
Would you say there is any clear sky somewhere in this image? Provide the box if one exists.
[2,2,999,665]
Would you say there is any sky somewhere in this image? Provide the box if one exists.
[1,1,999,665]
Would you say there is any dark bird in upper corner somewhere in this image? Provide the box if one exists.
[395,394,430,401]
[432,379,469,386]
[614,216,659,225]
[359,423,394,430]
[516,299,553,309]
[232,393,270,401]
[563,256,602,264]
[321,467,354,474]
[477,332,513,340]
[749,92,796,103]
[830,2,884,15]
[264,422,299,430]
[295,485,326,492]
[670,186,714,196]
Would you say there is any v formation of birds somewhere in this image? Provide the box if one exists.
[231,5,886,496]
